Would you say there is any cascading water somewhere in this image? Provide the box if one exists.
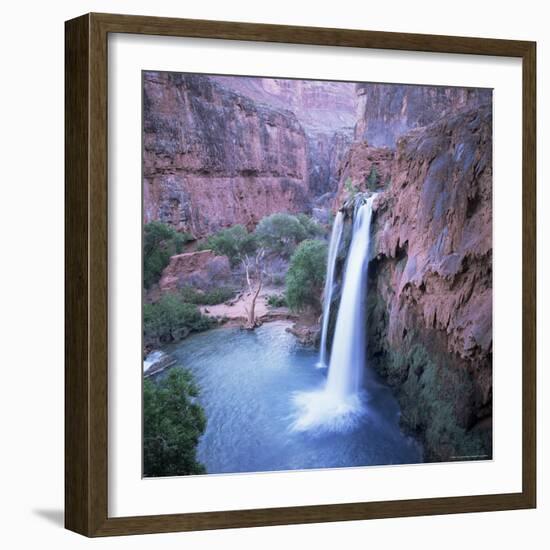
[292,195,376,432]
[317,211,344,368]
[325,197,375,399]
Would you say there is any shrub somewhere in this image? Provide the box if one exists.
[266,293,287,308]
[285,239,327,312]
[366,166,379,190]
[296,213,325,239]
[180,286,234,305]
[202,225,257,266]
[270,274,286,286]
[143,368,206,477]
[143,221,192,289]
[255,213,306,257]
[143,294,214,346]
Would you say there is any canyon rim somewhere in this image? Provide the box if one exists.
[142,71,493,477]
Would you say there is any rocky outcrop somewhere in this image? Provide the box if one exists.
[159,250,231,292]
[287,316,322,347]
[355,83,492,148]
[372,104,492,360]
[334,142,394,206]
[363,103,493,461]
[144,73,310,237]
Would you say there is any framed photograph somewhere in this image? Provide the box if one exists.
[65,13,536,536]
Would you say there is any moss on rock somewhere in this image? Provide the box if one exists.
[385,340,489,462]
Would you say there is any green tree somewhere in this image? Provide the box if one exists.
[255,213,307,256]
[143,368,206,477]
[285,239,328,312]
[296,213,325,239]
[203,224,257,265]
[143,221,192,289]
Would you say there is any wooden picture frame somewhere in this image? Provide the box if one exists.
[65,12,536,537]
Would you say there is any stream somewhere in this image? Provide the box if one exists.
[165,321,422,475]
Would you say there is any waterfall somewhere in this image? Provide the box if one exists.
[291,195,376,432]
[317,211,344,368]
[325,197,375,399]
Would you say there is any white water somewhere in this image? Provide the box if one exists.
[317,211,344,368]
[326,197,375,398]
[292,196,376,432]
[143,350,165,373]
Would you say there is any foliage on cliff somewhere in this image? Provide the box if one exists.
[143,368,206,477]
[199,224,265,328]
[374,330,487,460]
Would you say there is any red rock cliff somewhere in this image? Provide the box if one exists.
[211,76,356,196]
[366,103,493,460]
[355,83,492,148]
[143,73,310,237]
[333,142,394,206]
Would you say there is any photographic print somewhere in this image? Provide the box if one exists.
[142,71,493,478]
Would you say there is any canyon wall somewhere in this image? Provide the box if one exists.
[307,130,354,197]
[143,72,310,237]
[144,73,358,237]
[365,103,493,461]
[211,76,356,197]
[355,83,492,148]
[211,76,356,132]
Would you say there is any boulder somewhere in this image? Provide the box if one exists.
[159,250,231,292]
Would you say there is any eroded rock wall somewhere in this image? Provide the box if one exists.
[366,104,493,460]
[143,72,310,237]
[308,130,354,197]
[211,76,357,197]
[355,83,492,148]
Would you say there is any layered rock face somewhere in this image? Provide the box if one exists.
[143,72,310,237]
[211,76,356,133]
[355,83,492,148]
[366,104,493,460]
[212,76,356,196]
